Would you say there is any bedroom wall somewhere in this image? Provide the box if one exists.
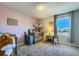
[40,16,54,38]
[0,4,37,45]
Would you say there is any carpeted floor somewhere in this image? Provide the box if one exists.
[17,42,79,56]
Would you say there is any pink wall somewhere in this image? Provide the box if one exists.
[0,5,37,44]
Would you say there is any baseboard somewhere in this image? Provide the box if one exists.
[59,42,79,47]
[17,43,24,46]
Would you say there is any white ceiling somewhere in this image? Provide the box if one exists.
[1,2,79,19]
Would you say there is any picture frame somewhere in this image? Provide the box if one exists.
[7,18,18,26]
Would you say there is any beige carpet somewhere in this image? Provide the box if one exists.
[17,42,79,56]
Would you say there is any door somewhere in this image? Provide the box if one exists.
[56,14,71,44]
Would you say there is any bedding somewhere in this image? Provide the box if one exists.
[0,32,17,56]
[1,37,16,56]
[0,34,13,56]
[0,34,13,48]
[0,32,4,42]
[1,44,13,56]
[0,32,5,34]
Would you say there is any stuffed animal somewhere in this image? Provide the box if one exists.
[0,34,13,56]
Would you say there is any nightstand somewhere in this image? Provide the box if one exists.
[46,36,54,43]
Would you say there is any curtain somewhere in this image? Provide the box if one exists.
[71,10,79,45]
[55,12,71,43]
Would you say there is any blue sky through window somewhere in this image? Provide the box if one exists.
[57,17,70,30]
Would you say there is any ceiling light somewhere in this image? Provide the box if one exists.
[36,4,44,11]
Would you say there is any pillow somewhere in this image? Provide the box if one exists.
[0,34,5,42]
[10,37,16,48]
[0,32,5,36]
[0,34,13,49]
[0,34,6,40]
[1,44,13,51]
[0,34,2,36]
[0,32,5,44]
[1,45,13,56]
[0,38,5,42]
[0,32,4,34]
[5,48,13,56]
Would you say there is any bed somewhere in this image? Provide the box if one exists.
[0,32,17,56]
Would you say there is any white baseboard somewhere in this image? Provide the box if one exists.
[59,42,79,47]
[17,43,24,46]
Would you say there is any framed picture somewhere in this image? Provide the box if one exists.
[7,18,18,26]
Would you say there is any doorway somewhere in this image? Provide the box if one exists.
[56,13,71,44]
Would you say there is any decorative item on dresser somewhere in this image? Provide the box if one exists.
[32,22,44,42]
